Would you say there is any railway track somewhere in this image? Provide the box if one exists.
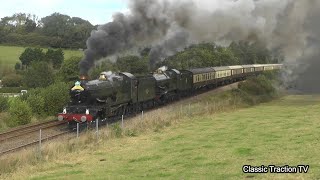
[0,120,69,156]
[0,120,66,142]
[0,131,70,155]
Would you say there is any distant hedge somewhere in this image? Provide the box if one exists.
[0,87,26,93]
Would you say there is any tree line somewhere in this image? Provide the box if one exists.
[1,41,283,89]
[0,13,94,49]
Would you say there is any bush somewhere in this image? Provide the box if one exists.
[41,82,70,115]
[2,74,23,87]
[26,94,45,116]
[0,96,9,112]
[6,99,32,127]
[238,75,277,104]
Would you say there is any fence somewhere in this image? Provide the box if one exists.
[0,93,21,98]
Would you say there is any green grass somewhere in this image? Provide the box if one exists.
[5,95,320,179]
[0,45,83,76]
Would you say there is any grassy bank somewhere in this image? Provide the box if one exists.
[1,91,320,179]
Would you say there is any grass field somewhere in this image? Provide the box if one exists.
[3,95,320,179]
[0,45,83,76]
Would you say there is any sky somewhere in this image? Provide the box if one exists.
[0,0,128,25]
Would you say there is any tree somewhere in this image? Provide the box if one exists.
[41,13,93,48]
[41,13,72,37]
[23,61,54,88]
[45,49,64,69]
[58,56,81,82]
[216,47,239,66]
[116,56,149,75]
[0,12,92,48]
[14,62,22,70]
[24,18,37,33]
[19,47,45,68]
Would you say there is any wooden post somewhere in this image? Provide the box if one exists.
[39,129,42,149]
[121,115,124,129]
[77,123,79,138]
[96,119,99,139]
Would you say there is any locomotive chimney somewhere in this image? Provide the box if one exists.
[79,74,89,83]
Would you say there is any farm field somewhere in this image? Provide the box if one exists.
[4,95,320,179]
[0,45,83,75]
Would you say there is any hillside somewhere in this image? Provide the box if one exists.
[2,94,319,179]
[0,45,83,76]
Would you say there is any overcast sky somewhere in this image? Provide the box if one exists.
[0,0,128,25]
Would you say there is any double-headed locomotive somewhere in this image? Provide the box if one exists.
[57,64,282,127]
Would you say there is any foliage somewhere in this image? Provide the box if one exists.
[116,56,149,75]
[0,96,9,112]
[237,74,277,105]
[6,98,32,127]
[0,45,82,79]
[19,47,45,68]
[22,61,54,88]
[0,12,94,49]
[14,62,22,70]
[0,87,26,93]
[111,123,123,138]
[26,94,45,116]
[41,82,70,115]
[45,49,64,69]
[41,13,94,48]
[58,56,81,82]
[162,42,279,69]
[1,73,23,87]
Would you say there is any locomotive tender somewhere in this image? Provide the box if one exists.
[57,64,282,126]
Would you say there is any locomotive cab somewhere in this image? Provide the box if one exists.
[70,81,89,104]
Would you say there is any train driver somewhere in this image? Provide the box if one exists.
[71,81,84,91]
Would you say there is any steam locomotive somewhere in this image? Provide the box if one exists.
[57,64,282,127]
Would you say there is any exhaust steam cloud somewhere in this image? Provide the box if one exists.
[80,0,320,92]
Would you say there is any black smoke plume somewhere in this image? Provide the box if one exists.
[80,0,320,92]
